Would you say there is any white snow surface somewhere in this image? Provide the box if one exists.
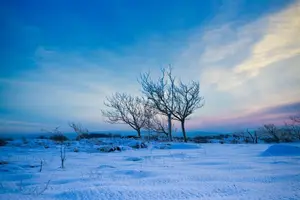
[1,139,300,200]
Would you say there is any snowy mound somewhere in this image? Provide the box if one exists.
[261,144,300,156]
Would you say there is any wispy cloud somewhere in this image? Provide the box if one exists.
[0,119,51,133]
[0,45,166,132]
[234,1,300,76]
[190,101,300,132]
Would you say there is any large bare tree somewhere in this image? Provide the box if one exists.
[140,67,204,142]
[101,93,149,137]
[172,80,204,142]
[140,67,176,141]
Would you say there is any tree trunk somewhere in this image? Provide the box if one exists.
[61,159,65,169]
[181,120,187,142]
[254,132,258,144]
[136,129,141,138]
[168,113,173,141]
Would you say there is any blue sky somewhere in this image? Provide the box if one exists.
[1,0,300,134]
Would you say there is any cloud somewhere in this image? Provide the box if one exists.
[190,101,300,132]
[259,101,300,116]
[0,47,147,131]
[173,0,300,120]
[234,0,300,76]
[0,119,51,133]
[178,0,299,90]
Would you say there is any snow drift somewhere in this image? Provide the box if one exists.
[261,144,300,156]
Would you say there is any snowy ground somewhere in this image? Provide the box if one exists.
[1,139,300,200]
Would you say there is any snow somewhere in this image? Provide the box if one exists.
[261,144,300,156]
[1,139,300,200]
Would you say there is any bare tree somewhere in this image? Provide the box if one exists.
[146,113,178,138]
[60,141,66,168]
[42,127,66,168]
[101,93,149,137]
[39,160,43,172]
[259,124,281,143]
[140,67,204,142]
[69,122,89,140]
[140,67,175,141]
[285,113,300,140]
[247,129,258,144]
[172,81,204,142]
[143,103,158,141]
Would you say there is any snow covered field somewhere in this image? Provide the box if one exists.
[1,139,300,200]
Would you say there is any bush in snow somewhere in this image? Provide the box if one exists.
[129,141,147,149]
[68,122,90,140]
[49,134,69,142]
[230,139,239,144]
[98,145,121,152]
[37,135,48,139]
[73,147,79,152]
[0,160,9,165]
[193,136,209,143]
[0,138,7,146]
[258,124,296,143]
[21,136,28,144]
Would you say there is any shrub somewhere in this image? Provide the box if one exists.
[98,146,121,152]
[37,135,48,139]
[75,133,89,140]
[49,134,69,142]
[130,142,147,149]
[213,135,225,140]
[124,135,140,139]
[0,160,8,165]
[193,136,209,143]
[22,136,28,144]
[230,139,239,144]
[262,137,279,143]
[76,133,121,140]
[0,138,7,146]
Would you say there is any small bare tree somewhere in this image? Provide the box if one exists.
[148,115,170,137]
[69,122,89,140]
[146,113,178,139]
[101,93,149,137]
[39,160,43,172]
[140,67,204,142]
[259,124,281,143]
[42,127,66,168]
[247,129,258,144]
[284,113,300,140]
[60,142,66,169]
